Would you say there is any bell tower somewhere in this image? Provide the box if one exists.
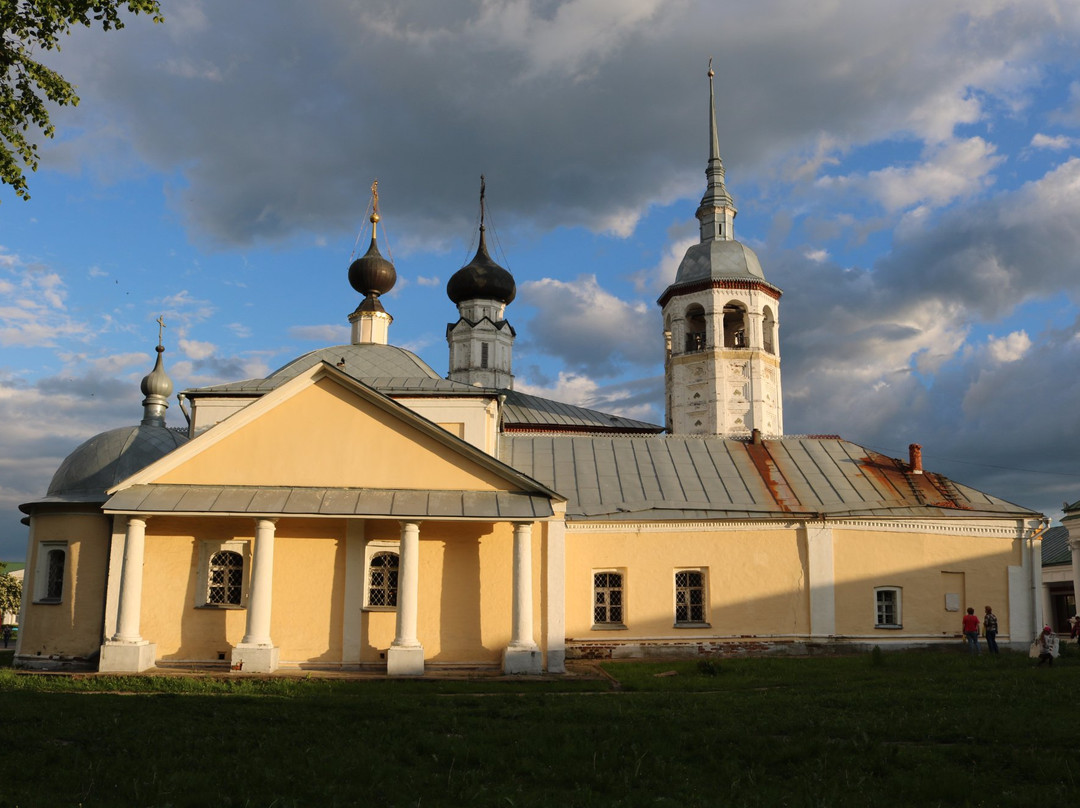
[658,64,783,437]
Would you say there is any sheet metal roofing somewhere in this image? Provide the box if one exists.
[501,390,663,434]
[105,485,554,520]
[184,344,471,396]
[1041,525,1071,566]
[499,434,1038,521]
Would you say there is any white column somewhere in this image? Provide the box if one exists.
[113,517,148,642]
[504,521,541,674]
[99,516,157,672]
[241,519,277,645]
[387,520,424,675]
[232,518,279,673]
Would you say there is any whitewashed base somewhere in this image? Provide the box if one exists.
[99,641,157,673]
[387,644,425,676]
[503,645,542,675]
[231,644,279,673]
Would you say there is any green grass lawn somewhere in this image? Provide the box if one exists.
[0,649,1074,807]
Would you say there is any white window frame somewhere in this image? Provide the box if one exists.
[33,541,67,604]
[674,568,710,627]
[592,569,627,629]
[195,539,250,609]
[363,540,400,612]
[874,586,902,629]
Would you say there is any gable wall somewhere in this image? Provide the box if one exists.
[156,380,512,491]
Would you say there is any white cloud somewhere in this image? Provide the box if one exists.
[521,274,658,376]
[818,137,1002,213]
[986,331,1031,363]
[1030,133,1074,151]
[179,338,217,360]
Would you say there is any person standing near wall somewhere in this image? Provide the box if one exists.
[962,607,980,654]
[983,606,999,655]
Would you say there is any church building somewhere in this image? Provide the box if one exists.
[15,70,1047,674]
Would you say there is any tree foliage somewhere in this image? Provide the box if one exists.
[0,572,21,622]
[1,0,163,200]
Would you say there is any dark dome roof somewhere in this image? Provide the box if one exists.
[447,230,516,305]
[45,425,188,501]
[348,235,397,297]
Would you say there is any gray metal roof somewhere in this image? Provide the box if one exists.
[499,434,1039,521]
[105,484,554,520]
[31,426,189,506]
[184,344,467,396]
[1042,525,1071,566]
[501,390,663,434]
[673,240,766,284]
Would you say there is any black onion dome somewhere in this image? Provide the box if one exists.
[446,230,516,305]
[348,235,397,297]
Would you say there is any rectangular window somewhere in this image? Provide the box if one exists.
[675,570,707,625]
[34,542,67,604]
[593,571,624,627]
[875,587,902,628]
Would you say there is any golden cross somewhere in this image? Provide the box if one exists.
[156,315,166,347]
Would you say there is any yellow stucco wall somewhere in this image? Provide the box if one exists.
[565,526,807,639]
[156,380,513,491]
[137,516,536,667]
[358,520,532,666]
[833,528,1020,638]
[19,510,111,660]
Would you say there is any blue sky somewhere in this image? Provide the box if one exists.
[3,0,1080,559]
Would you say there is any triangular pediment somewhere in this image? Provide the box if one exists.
[112,363,557,497]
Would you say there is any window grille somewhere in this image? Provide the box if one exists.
[368,552,399,607]
[207,550,243,605]
[675,570,706,623]
[45,549,65,601]
[593,572,623,625]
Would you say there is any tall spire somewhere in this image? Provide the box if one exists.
[140,316,173,427]
[697,58,736,243]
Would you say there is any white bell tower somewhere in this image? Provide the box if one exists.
[659,64,783,437]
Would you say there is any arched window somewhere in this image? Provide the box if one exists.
[684,305,706,352]
[763,306,776,355]
[207,550,244,606]
[723,302,748,348]
[33,542,67,604]
[368,552,399,607]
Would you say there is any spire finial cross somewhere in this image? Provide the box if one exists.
[708,57,714,78]
[156,315,166,348]
[479,174,486,230]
